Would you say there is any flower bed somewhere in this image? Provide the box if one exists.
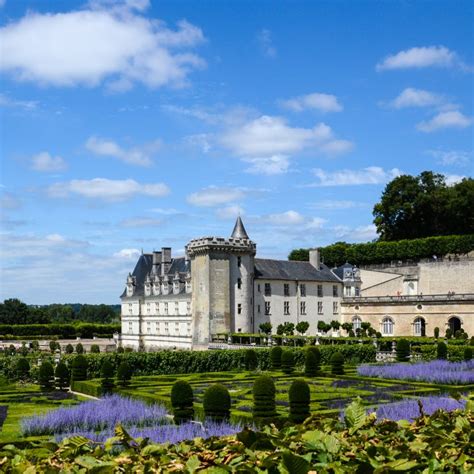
[357,360,474,384]
[371,395,466,422]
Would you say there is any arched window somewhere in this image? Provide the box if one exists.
[413,317,426,337]
[448,316,461,334]
[352,316,362,332]
[381,317,394,336]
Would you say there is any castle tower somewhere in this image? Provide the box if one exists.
[187,217,256,347]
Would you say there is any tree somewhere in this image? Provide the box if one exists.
[0,298,30,324]
[295,321,309,335]
[244,349,258,371]
[100,360,115,394]
[437,342,448,360]
[39,361,55,391]
[330,320,340,332]
[252,375,276,423]
[341,322,352,335]
[277,322,295,336]
[203,384,231,422]
[317,321,331,334]
[330,352,345,375]
[55,362,70,390]
[171,381,194,424]
[16,358,30,381]
[90,344,100,354]
[304,347,320,377]
[259,322,272,335]
[49,339,59,353]
[71,355,87,381]
[396,339,410,362]
[65,344,74,354]
[289,379,310,423]
[75,343,84,354]
[116,361,132,387]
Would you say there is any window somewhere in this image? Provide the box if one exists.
[155,302,159,314]
[237,278,242,289]
[265,301,271,315]
[186,301,191,315]
[155,322,159,333]
[413,317,425,337]
[128,303,133,315]
[165,322,169,334]
[164,303,168,315]
[237,256,241,267]
[345,286,351,296]
[257,304,261,313]
[284,284,290,296]
[146,303,151,314]
[382,317,394,335]
[355,287,360,297]
[237,303,242,314]
[317,301,323,314]
[175,322,179,333]
[317,285,323,297]
[187,323,191,335]
[352,316,362,332]
[300,301,306,315]
[128,321,133,334]
[175,302,179,315]
[265,283,271,296]
[147,321,151,334]
[300,284,306,297]
[284,301,290,315]
[333,285,339,297]
[333,301,338,314]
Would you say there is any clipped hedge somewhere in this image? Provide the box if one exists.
[71,380,103,397]
[0,323,120,339]
[419,344,471,362]
[289,234,474,266]
[61,345,377,379]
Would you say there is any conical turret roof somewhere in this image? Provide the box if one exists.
[231,216,249,239]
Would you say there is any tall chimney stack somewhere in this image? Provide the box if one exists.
[309,248,320,270]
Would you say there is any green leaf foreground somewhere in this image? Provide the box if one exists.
[0,399,472,473]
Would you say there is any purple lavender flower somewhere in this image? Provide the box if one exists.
[357,360,474,384]
[22,395,169,436]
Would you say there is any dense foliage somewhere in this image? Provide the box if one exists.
[270,346,282,369]
[38,361,55,391]
[0,322,120,339]
[203,384,231,422]
[289,234,474,266]
[288,379,310,423]
[171,381,194,424]
[71,355,88,382]
[304,346,320,376]
[252,375,276,422]
[330,352,344,375]
[281,350,295,374]
[5,398,473,472]
[396,338,410,362]
[244,349,258,371]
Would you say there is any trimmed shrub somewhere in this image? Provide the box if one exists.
[16,358,30,381]
[270,346,282,369]
[396,339,410,362]
[75,343,84,354]
[117,346,125,354]
[437,342,448,360]
[331,352,345,375]
[434,327,440,339]
[289,379,310,423]
[304,347,320,376]
[55,362,70,390]
[464,347,472,361]
[171,380,194,424]
[116,361,132,387]
[65,344,74,354]
[71,355,87,381]
[100,360,115,394]
[203,384,231,422]
[281,350,295,374]
[38,361,55,391]
[252,375,276,422]
[91,344,100,354]
[445,329,453,339]
[245,349,258,371]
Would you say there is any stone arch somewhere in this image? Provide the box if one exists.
[448,316,462,334]
[413,316,426,337]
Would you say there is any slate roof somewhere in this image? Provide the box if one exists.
[333,262,353,280]
[231,216,249,239]
[254,258,341,282]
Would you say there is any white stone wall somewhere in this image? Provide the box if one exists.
[253,280,342,335]
[230,253,254,333]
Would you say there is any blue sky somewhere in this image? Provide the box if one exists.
[0,0,472,304]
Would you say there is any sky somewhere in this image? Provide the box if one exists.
[0,0,473,304]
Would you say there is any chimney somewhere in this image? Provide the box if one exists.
[309,248,320,270]
[152,251,162,274]
[161,247,172,276]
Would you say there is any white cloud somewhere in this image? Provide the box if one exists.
[389,88,444,109]
[0,192,21,210]
[120,217,163,227]
[445,174,466,186]
[215,205,244,220]
[48,178,170,201]
[186,186,245,207]
[0,93,38,110]
[30,151,67,172]
[257,29,276,58]
[310,200,362,210]
[417,110,472,132]
[183,133,212,153]
[264,210,305,226]
[280,93,343,113]
[308,167,401,187]
[85,136,160,166]
[243,155,290,175]
[113,248,141,259]
[376,46,469,71]
[0,7,205,90]
[427,149,471,166]
[333,224,378,242]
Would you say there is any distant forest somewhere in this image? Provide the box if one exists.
[0,299,120,325]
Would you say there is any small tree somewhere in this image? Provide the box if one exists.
[244,349,258,371]
[16,358,30,381]
[71,355,87,381]
[437,341,448,360]
[100,360,115,394]
[116,361,132,387]
[289,379,310,423]
[30,340,40,352]
[434,327,440,339]
[330,320,340,332]
[55,362,70,390]
[464,347,473,361]
[20,343,29,357]
[117,346,125,353]
[252,375,276,423]
[330,352,344,375]
[270,346,282,369]
[295,321,309,336]
[39,361,55,391]
[91,344,100,354]
[281,350,295,374]
[445,328,453,339]
[65,344,74,354]
[396,339,410,362]
[259,322,272,335]
[49,340,59,353]
[304,347,320,377]
[203,384,231,422]
[341,322,352,335]
[76,343,84,354]
[171,380,194,424]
